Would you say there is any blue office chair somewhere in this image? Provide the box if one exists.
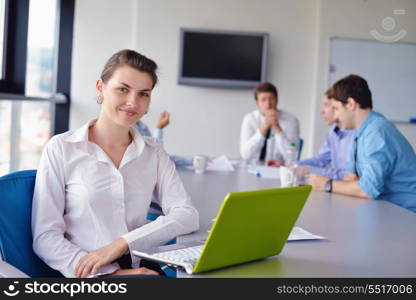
[0,170,176,277]
[297,138,304,161]
[147,202,177,278]
[0,170,62,277]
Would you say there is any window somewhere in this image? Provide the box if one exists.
[0,100,51,174]
[26,0,59,98]
[0,0,74,176]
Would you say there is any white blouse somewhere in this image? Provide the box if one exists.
[31,120,199,277]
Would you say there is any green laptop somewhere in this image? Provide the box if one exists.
[133,185,312,274]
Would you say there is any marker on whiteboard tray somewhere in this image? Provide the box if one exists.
[410,118,416,123]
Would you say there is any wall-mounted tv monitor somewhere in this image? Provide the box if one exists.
[178,28,269,89]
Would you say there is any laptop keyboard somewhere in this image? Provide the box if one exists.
[152,245,203,264]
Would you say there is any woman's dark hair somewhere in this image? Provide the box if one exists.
[100,49,158,88]
[331,74,373,109]
[254,82,278,100]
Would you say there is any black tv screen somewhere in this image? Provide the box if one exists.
[178,28,268,88]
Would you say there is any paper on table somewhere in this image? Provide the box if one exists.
[287,226,325,241]
[247,166,280,179]
[229,159,242,166]
[206,155,235,172]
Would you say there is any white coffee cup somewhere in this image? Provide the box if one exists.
[280,166,296,187]
[193,155,208,174]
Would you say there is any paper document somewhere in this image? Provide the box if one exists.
[247,166,280,179]
[287,226,325,241]
[206,155,235,172]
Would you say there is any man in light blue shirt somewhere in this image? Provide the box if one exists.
[308,74,416,212]
[298,90,354,180]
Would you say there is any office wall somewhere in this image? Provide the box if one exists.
[71,0,319,157]
[312,0,416,153]
[70,0,137,130]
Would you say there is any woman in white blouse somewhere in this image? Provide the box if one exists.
[31,49,199,278]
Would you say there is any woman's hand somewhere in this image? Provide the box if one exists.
[75,237,129,278]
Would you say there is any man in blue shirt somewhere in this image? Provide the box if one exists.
[298,89,354,180]
[308,74,416,212]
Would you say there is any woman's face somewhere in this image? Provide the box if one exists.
[96,65,154,127]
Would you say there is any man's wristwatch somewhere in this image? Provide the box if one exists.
[324,179,333,193]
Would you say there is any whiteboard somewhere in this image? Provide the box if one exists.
[329,38,416,122]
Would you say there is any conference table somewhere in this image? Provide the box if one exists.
[174,165,416,278]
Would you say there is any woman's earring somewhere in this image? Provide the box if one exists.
[97,95,103,104]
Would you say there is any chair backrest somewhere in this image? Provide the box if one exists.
[297,138,304,161]
[0,170,62,277]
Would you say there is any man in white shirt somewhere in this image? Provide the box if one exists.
[240,82,300,166]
